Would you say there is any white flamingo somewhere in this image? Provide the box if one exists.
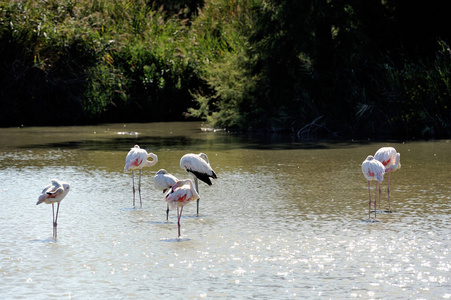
[374,147,401,211]
[361,155,385,219]
[165,179,200,237]
[180,153,217,216]
[154,169,178,220]
[124,145,158,208]
[37,179,70,239]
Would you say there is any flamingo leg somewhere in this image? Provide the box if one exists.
[387,172,391,212]
[166,203,169,221]
[177,206,184,238]
[52,203,55,238]
[378,183,382,210]
[194,177,199,216]
[138,169,142,208]
[368,181,371,219]
[132,170,136,208]
[374,182,378,218]
[54,203,60,239]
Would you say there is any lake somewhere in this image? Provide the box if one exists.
[0,122,450,299]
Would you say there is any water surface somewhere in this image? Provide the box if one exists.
[0,122,450,299]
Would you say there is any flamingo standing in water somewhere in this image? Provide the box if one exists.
[361,156,385,219]
[153,169,178,220]
[37,179,70,239]
[374,147,401,212]
[180,153,217,216]
[165,179,200,237]
[124,145,158,208]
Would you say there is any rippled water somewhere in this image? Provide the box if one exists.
[0,122,450,299]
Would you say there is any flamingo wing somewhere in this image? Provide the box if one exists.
[154,171,178,192]
[47,186,64,197]
[165,184,198,210]
[180,154,217,185]
[385,152,401,173]
[185,169,214,185]
[124,147,147,171]
[37,179,67,205]
[374,147,396,167]
[362,156,385,182]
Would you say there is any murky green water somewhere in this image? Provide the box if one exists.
[0,122,450,299]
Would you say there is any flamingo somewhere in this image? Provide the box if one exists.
[374,147,401,211]
[180,153,217,216]
[361,155,385,219]
[124,145,158,208]
[153,169,178,220]
[165,179,200,237]
[36,179,70,239]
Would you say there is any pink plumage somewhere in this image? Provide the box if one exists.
[374,147,401,211]
[362,155,385,183]
[361,155,385,219]
[154,169,179,220]
[374,147,401,171]
[124,145,158,208]
[37,179,70,239]
[165,179,200,237]
[124,145,158,171]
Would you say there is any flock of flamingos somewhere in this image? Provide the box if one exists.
[36,144,400,239]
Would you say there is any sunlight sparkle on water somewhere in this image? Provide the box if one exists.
[0,123,450,299]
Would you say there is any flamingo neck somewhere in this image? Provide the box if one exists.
[199,153,209,164]
[179,179,200,199]
[145,153,158,167]
[394,153,401,169]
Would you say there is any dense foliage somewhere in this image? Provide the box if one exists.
[0,0,450,139]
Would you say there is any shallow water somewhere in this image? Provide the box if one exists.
[0,122,450,299]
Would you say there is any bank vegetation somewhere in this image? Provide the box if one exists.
[1,0,450,139]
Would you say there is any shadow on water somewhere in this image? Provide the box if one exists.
[16,136,196,151]
[16,133,364,152]
[30,238,56,243]
[159,237,191,242]
[359,219,381,223]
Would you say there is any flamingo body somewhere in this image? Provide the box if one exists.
[362,155,385,183]
[180,153,217,186]
[124,145,158,208]
[165,179,200,237]
[37,179,70,239]
[361,155,385,218]
[374,147,401,172]
[154,169,179,220]
[180,153,217,216]
[154,169,178,193]
[374,147,401,211]
[124,145,158,171]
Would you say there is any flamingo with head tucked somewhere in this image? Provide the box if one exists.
[374,147,401,211]
[37,179,70,239]
[165,179,200,237]
[361,155,385,219]
[124,145,158,208]
[154,169,178,220]
[180,153,217,216]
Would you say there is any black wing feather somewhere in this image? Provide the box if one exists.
[187,169,213,186]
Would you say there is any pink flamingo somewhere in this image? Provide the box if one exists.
[153,169,178,220]
[165,179,200,238]
[37,179,70,239]
[180,153,217,216]
[124,145,158,208]
[374,147,401,211]
[361,155,385,219]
